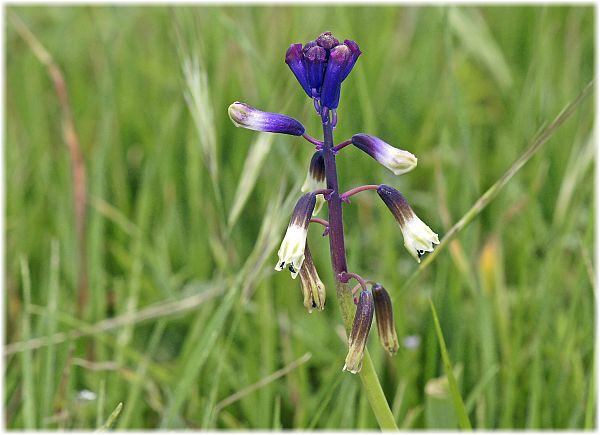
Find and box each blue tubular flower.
[285,44,311,97]
[320,44,350,110]
[228,102,305,136]
[285,32,360,115]
[305,46,327,92]
[340,39,362,81]
[351,133,417,175]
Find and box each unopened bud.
[351,134,417,175]
[228,102,305,136]
[372,283,399,355]
[316,31,339,50]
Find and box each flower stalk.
[229,31,441,430]
[321,119,398,430]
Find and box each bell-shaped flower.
[376,185,440,263]
[372,283,399,355]
[228,102,305,136]
[343,290,374,374]
[275,193,316,278]
[298,244,326,313]
[285,44,311,97]
[351,134,417,175]
[301,151,326,215]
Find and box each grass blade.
[97,402,123,431]
[400,80,594,294]
[19,256,36,429]
[429,298,472,430]
[227,132,273,228]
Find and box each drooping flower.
[275,193,316,278]
[376,185,439,262]
[351,134,417,175]
[301,151,326,215]
[298,243,326,313]
[372,283,399,355]
[228,102,305,136]
[343,290,374,374]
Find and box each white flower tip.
[389,152,418,175]
[402,216,439,262]
[228,102,247,128]
[275,225,307,277]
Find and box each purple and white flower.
[377,185,439,262]
[228,102,305,136]
[352,134,417,175]
[275,193,316,278]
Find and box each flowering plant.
[229,30,439,417]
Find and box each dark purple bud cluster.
[285,31,361,124]
[229,31,439,374]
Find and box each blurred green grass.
[4,5,594,429]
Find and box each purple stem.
[339,271,368,291]
[333,139,352,153]
[302,132,324,147]
[310,217,330,227]
[310,217,330,236]
[322,119,348,276]
[340,184,380,203]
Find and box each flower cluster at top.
[228,31,439,374]
[285,31,361,126]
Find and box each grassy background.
[4,5,595,429]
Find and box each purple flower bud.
[275,193,316,278]
[305,46,327,91]
[302,40,318,53]
[372,283,399,355]
[285,43,311,97]
[343,290,374,374]
[228,102,305,136]
[351,134,417,175]
[298,243,326,313]
[301,151,326,215]
[316,31,339,50]
[340,39,362,82]
[377,185,440,262]
[321,44,350,109]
